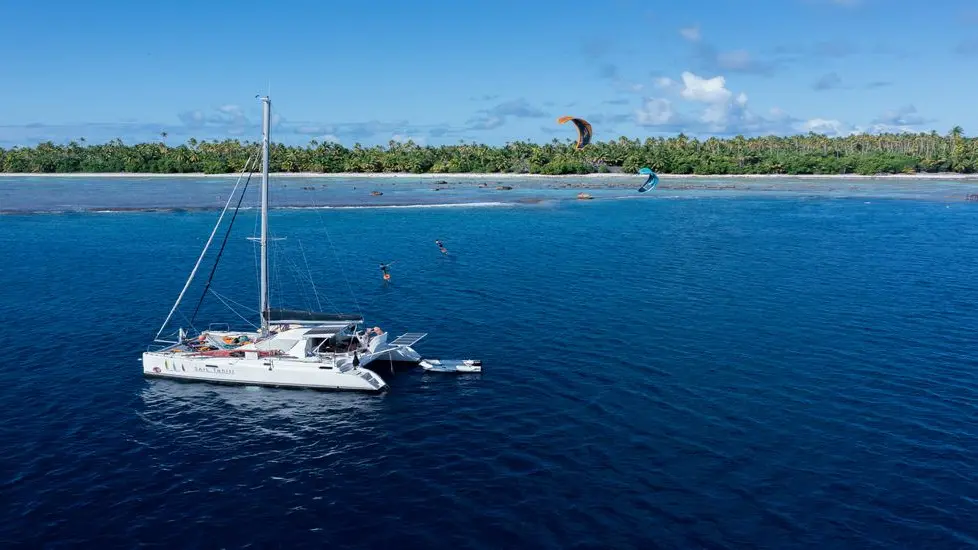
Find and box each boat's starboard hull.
[142,352,387,392]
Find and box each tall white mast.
[259,96,271,336]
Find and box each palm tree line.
[1,128,973,175]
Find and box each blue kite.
[638,167,659,192]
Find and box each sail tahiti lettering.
[195,365,236,375]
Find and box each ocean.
[2,176,978,548]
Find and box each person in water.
[379,262,392,282]
[435,240,448,255]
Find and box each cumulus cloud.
[635,98,677,126]
[679,72,733,103]
[871,105,930,127]
[635,71,773,134]
[631,70,882,138]
[799,118,853,136]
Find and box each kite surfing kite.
[557,116,593,149]
[638,167,659,192]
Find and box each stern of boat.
[373,332,426,364]
[142,351,168,377]
[352,367,388,392]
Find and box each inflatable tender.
[420,359,483,373]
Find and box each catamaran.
[142,96,427,392]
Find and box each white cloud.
[798,118,852,136]
[872,105,928,126]
[679,25,701,42]
[636,71,802,135]
[865,123,916,134]
[636,98,676,126]
[679,72,733,104]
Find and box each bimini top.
[264,308,364,325]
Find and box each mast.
[259,96,271,336]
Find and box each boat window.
[309,336,337,353]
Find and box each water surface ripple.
[2,194,978,548]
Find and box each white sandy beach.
[2,172,978,180]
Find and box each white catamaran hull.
[142,352,387,392]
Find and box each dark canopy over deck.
[263,308,364,324]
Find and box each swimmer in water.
[379,262,393,282]
[435,240,448,255]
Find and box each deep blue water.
[3,194,978,548]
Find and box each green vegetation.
[1,128,976,175]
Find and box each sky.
[1,0,977,147]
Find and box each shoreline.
[2,172,978,180]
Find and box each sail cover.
[264,308,363,323]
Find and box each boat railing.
[146,342,175,352]
[208,323,231,332]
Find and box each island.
[0,129,975,176]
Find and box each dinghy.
[420,359,482,373]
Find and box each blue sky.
[1,0,976,147]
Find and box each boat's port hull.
[143,372,387,392]
[142,352,387,392]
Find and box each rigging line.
[209,289,260,329]
[153,149,259,341]
[279,246,313,312]
[297,238,324,312]
[317,212,363,316]
[278,241,333,313]
[176,310,197,339]
[189,159,257,327]
[209,289,257,317]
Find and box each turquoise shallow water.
[3,184,978,548]
[3,174,978,212]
